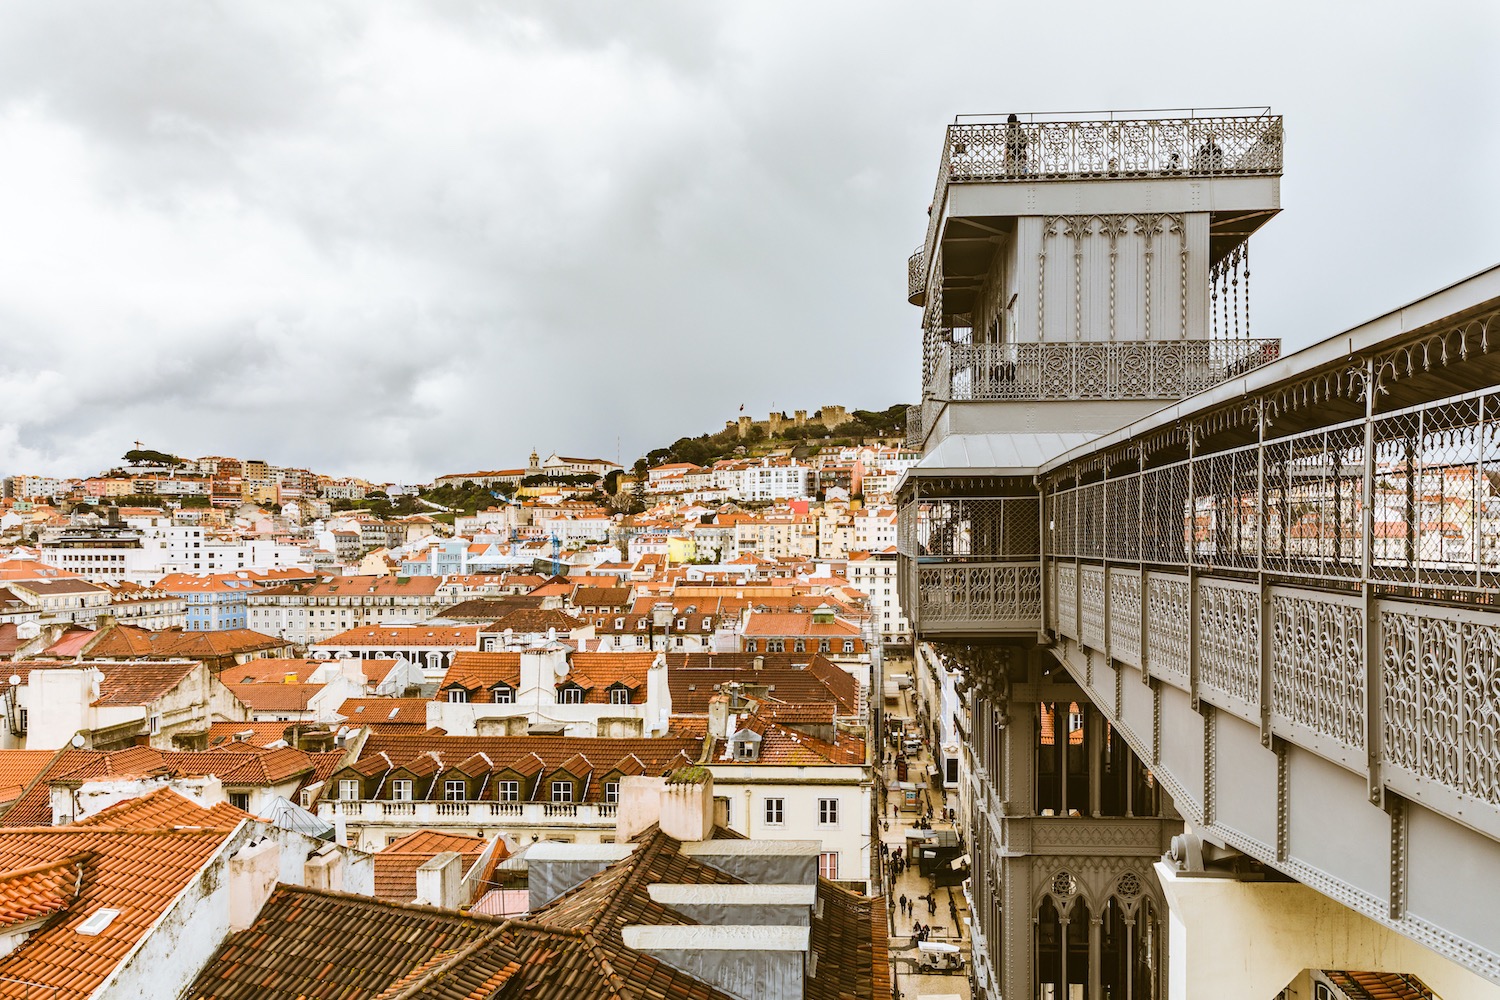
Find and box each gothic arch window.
[1098,875,1162,1000]
[1035,892,1089,999]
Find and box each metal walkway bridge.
[900,265,1500,982]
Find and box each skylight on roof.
[77,909,120,936]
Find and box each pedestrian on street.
[949,898,960,925]
[899,894,908,916]
[928,894,937,915]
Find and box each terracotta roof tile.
[317,625,479,648]
[0,791,240,1000]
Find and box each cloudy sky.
[1,1,1495,482]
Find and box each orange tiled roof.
[0,790,241,1000]
[0,855,88,929]
[0,751,59,805]
[480,609,586,633]
[435,652,519,701]
[86,625,286,660]
[316,625,478,648]
[373,829,495,903]
[335,698,432,728]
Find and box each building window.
[229,792,250,811]
[818,798,839,826]
[497,780,520,801]
[604,781,620,804]
[447,688,468,703]
[819,852,839,880]
[767,639,785,653]
[492,685,514,704]
[551,781,573,803]
[764,798,784,825]
[339,779,360,800]
[148,714,161,735]
[842,640,855,652]
[818,639,830,652]
[793,639,805,652]
[745,640,758,652]
[392,779,413,801]
[609,686,630,705]
[443,780,467,802]
[559,686,583,705]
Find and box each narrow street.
[877,685,973,1000]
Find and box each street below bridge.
[878,684,973,1000]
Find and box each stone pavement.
[877,687,972,1000]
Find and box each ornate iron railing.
[922,110,1283,271]
[948,113,1283,184]
[1047,386,1500,596]
[908,247,927,304]
[905,404,924,449]
[926,339,1282,402]
[915,560,1042,633]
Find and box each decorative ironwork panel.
[937,340,1281,403]
[904,404,923,449]
[1382,603,1500,806]
[916,562,1042,630]
[1269,590,1365,752]
[942,113,1283,183]
[1197,580,1261,714]
[1057,563,1078,639]
[908,246,926,302]
[1080,565,1106,650]
[1145,574,1190,687]
[1109,568,1143,668]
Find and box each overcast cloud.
[0,1,1496,482]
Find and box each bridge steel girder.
[1047,573,1500,984]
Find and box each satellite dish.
[7,675,19,687]
[70,735,86,749]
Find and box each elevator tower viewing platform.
[896,106,1500,999]
[908,108,1284,449]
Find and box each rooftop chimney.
[707,694,730,742]
[228,839,281,932]
[303,844,344,892]
[415,851,463,909]
[659,767,714,843]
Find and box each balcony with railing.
[923,337,1282,404]
[322,798,619,827]
[922,108,1284,264]
[898,495,1042,636]
[908,247,926,306]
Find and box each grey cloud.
[0,0,1496,482]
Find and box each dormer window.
[614,617,624,629]
[608,685,630,705]
[447,688,469,703]
[676,618,686,629]
[558,685,583,705]
[490,684,514,704]
[731,730,762,761]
